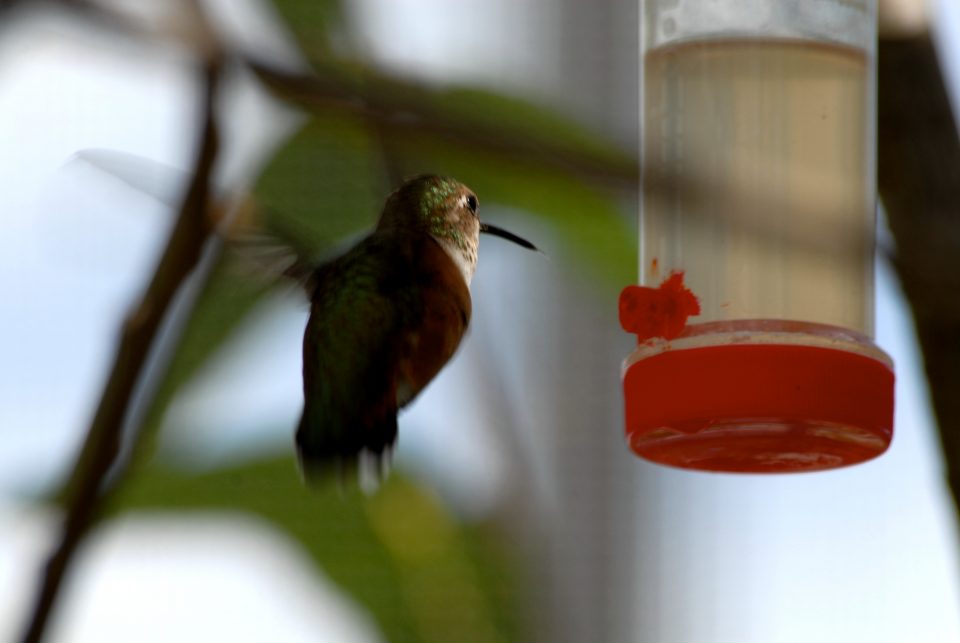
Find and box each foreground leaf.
[390,135,636,292]
[269,0,346,63]
[113,457,520,643]
[132,113,383,465]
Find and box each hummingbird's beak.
[480,222,539,252]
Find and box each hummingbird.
[293,175,538,482]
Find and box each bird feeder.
[621,0,894,473]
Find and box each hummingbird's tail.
[295,410,398,488]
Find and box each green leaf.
[268,0,345,63]
[255,115,384,258]
[247,61,637,191]
[113,458,520,643]
[132,252,274,461]
[375,84,636,289]
[388,134,636,293]
[435,86,635,173]
[248,63,638,290]
[133,114,383,466]
[470,161,636,292]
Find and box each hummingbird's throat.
[433,234,478,286]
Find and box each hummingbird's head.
[379,174,539,286]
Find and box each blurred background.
[1,0,960,641]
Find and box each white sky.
[1,1,960,642]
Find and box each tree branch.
[878,36,960,512]
[244,57,637,191]
[18,56,223,643]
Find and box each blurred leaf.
[363,81,637,288]
[113,457,520,643]
[269,0,345,63]
[391,135,636,292]
[246,60,637,290]
[255,114,383,258]
[459,158,635,292]
[372,83,637,290]
[432,86,635,173]
[130,252,271,463]
[365,481,519,643]
[247,60,638,190]
[133,114,383,465]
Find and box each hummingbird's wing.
[295,231,471,481]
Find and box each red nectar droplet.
[619,271,700,342]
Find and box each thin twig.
[19,55,222,643]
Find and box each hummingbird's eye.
[466,194,478,214]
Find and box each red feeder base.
[622,326,895,473]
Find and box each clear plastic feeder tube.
[624,0,894,473]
